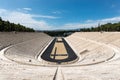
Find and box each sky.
[0,0,120,30]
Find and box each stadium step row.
[0,32,53,65]
[65,32,115,65]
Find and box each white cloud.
[23,8,32,11]
[58,23,97,30]
[32,14,59,19]
[16,8,58,19]
[86,20,94,23]
[52,11,61,14]
[58,17,120,30]
[0,8,53,30]
[86,17,120,25]
[0,9,7,14]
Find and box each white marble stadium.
[0,32,120,80]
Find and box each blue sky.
[0,0,120,30]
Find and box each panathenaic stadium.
[0,32,120,80]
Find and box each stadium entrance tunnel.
[41,38,78,64]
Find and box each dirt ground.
[50,39,68,60]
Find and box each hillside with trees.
[80,22,120,32]
[0,17,34,32]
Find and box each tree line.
[0,17,35,32]
[40,30,76,37]
[80,22,120,32]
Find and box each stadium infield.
[41,37,78,64]
[50,38,68,60]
